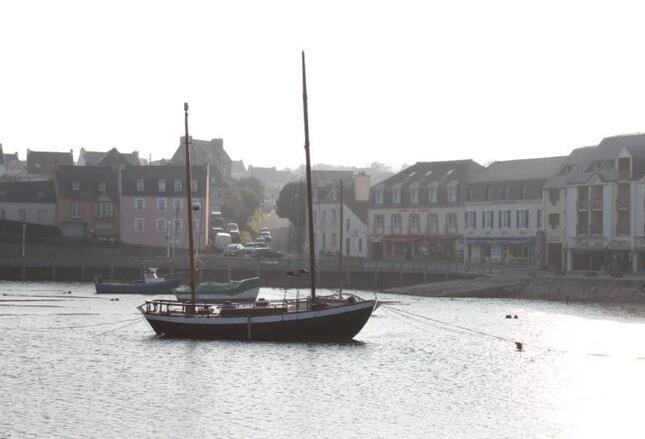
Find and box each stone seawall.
[523,276,645,303]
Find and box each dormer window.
[503,185,511,200]
[558,165,573,176]
[467,186,475,201]
[158,179,166,192]
[521,184,528,199]
[410,188,419,203]
[136,179,144,192]
[98,181,106,192]
[375,189,384,204]
[393,188,402,204]
[429,186,438,203]
[72,181,80,191]
[486,186,494,201]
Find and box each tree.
[221,183,261,230]
[238,177,264,202]
[276,181,306,253]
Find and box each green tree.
[221,184,260,230]
[238,177,264,202]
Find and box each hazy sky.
[1,0,645,170]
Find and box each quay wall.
[523,276,645,303]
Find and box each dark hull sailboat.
[139,55,375,342]
[139,299,374,341]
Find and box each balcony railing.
[577,200,589,210]
[590,199,602,210]
[617,198,630,210]
[616,223,630,235]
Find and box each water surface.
[2,281,645,438]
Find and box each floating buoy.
[515,342,523,352]
[505,314,512,319]
[513,315,518,319]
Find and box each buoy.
[515,342,523,352]
[505,314,512,319]
[513,315,518,319]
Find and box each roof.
[0,180,56,203]
[470,156,567,183]
[55,166,119,200]
[79,147,140,166]
[544,133,645,188]
[171,137,231,165]
[376,160,483,188]
[121,165,208,197]
[312,170,354,187]
[27,150,73,175]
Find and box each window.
[465,211,476,229]
[537,209,542,229]
[95,201,113,218]
[72,181,80,191]
[346,217,350,231]
[174,219,183,231]
[483,211,494,229]
[135,218,145,232]
[410,188,419,203]
[173,199,182,212]
[156,219,167,232]
[174,179,182,192]
[70,202,82,219]
[331,208,337,224]
[322,210,327,224]
[516,209,529,228]
[391,214,402,233]
[37,210,46,222]
[503,186,511,200]
[332,232,337,249]
[409,213,420,233]
[346,238,351,254]
[486,186,494,201]
[521,184,528,199]
[467,186,475,201]
[549,189,560,204]
[313,210,318,224]
[136,179,144,192]
[322,232,327,250]
[157,198,167,211]
[358,238,363,252]
[191,179,198,192]
[98,181,106,192]
[427,213,439,233]
[216,189,223,200]
[374,189,384,204]
[448,186,457,202]
[19,209,26,222]
[429,186,438,203]
[499,210,511,228]
[135,198,145,211]
[158,179,166,192]
[446,213,457,231]
[374,214,384,233]
[558,165,573,176]
[549,213,560,228]
[393,188,401,204]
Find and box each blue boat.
[95,268,180,295]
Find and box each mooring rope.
[0,316,142,332]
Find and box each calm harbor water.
[2,281,645,438]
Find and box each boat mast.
[338,179,343,294]
[183,102,197,304]
[301,51,316,301]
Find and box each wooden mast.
[302,51,316,301]
[183,102,197,304]
[338,179,343,294]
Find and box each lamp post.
[21,223,27,259]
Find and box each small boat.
[174,277,260,302]
[95,268,180,294]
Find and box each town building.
[463,156,566,265]
[0,180,57,225]
[368,160,485,260]
[170,137,228,213]
[55,166,120,239]
[119,166,209,250]
[77,147,141,167]
[311,173,370,259]
[248,165,297,202]
[27,150,74,179]
[549,133,645,273]
[231,160,248,179]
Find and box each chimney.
[354,172,371,202]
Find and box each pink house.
[120,166,209,250]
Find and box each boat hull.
[95,279,181,294]
[141,300,375,341]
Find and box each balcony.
[590,199,602,210]
[616,223,630,235]
[617,197,630,210]
[577,200,589,210]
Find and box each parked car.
[214,232,232,251]
[255,236,266,246]
[229,230,241,243]
[260,227,270,233]
[259,230,272,242]
[222,243,245,256]
[226,222,239,233]
[252,248,284,259]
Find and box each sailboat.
[137,53,375,341]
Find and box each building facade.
[119,166,209,250]
[368,160,485,260]
[55,166,120,239]
[0,180,57,225]
[464,157,566,265]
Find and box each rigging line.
[0,316,143,332]
[94,318,144,336]
[384,307,485,338]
